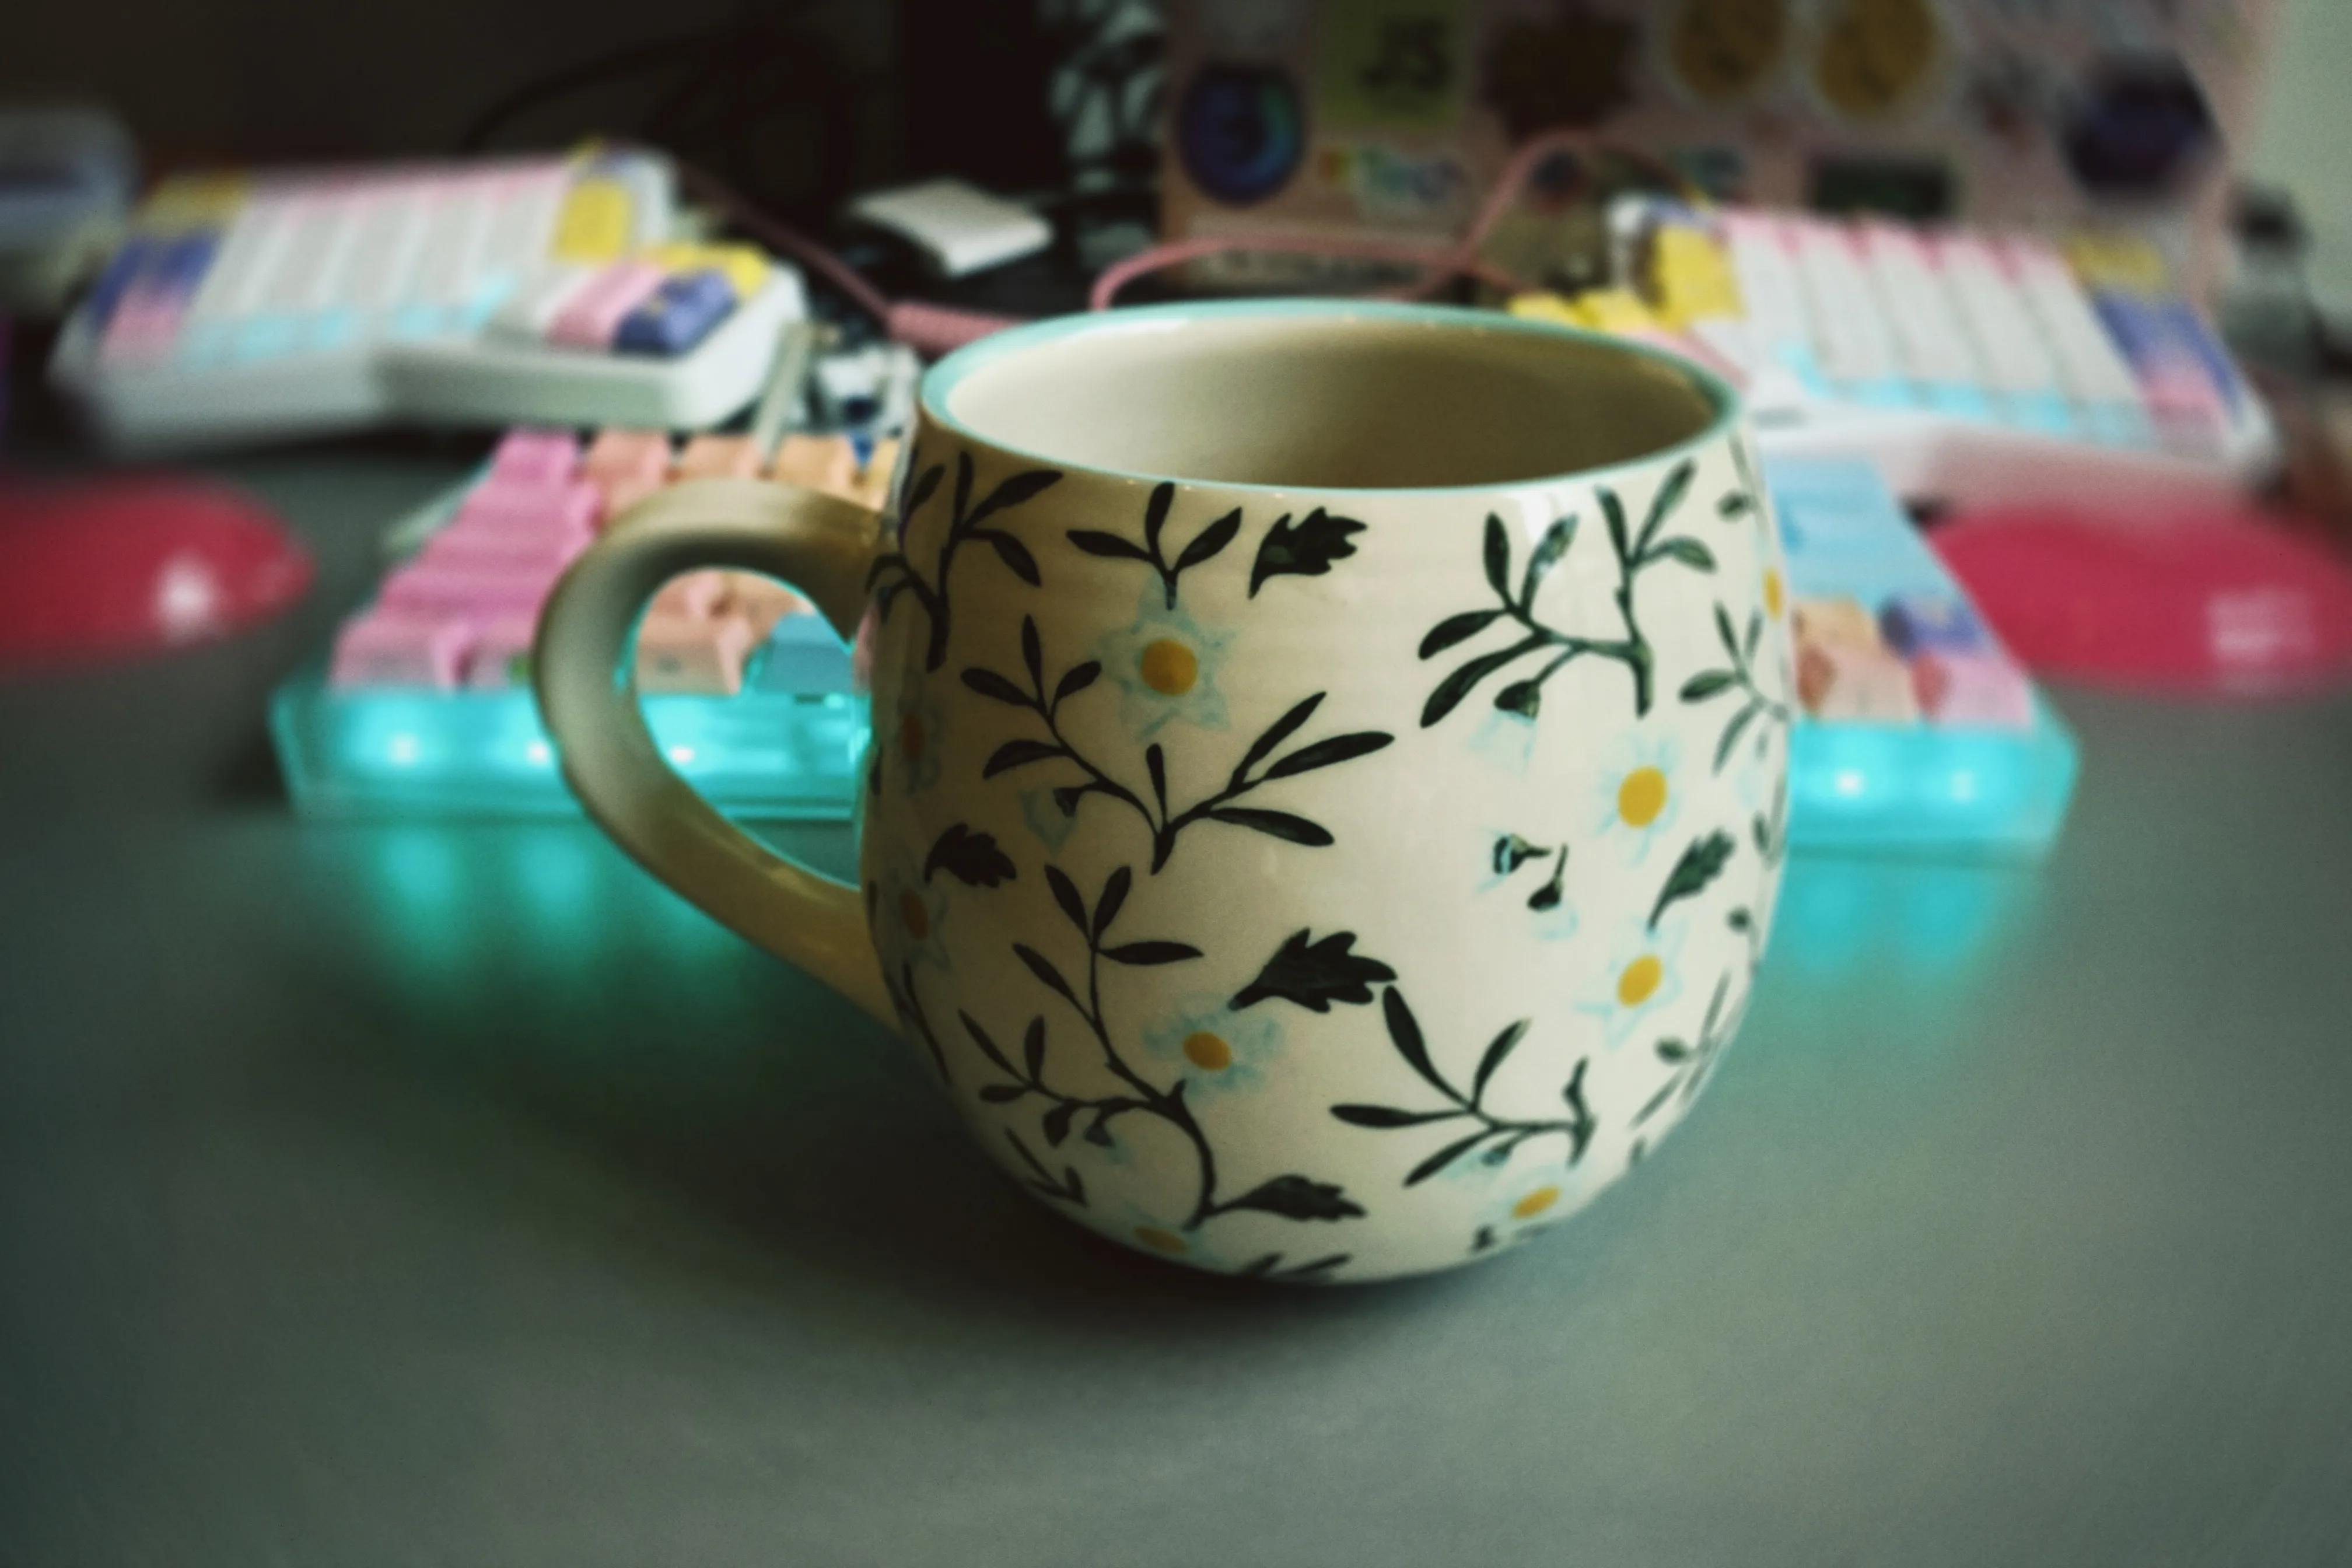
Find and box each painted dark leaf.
[1332,1104,1461,1128]
[968,467,1063,527]
[1718,490,1754,519]
[1482,513,1511,597]
[982,738,1063,779]
[1493,680,1542,718]
[1068,529,1152,561]
[1044,864,1087,931]
[1519,516,1576,607]
[1727,906,1753,932]
[1237,1254,1281,1279]
[1657,1037,1690,1063]
[985,531,1040,585]
[903,461,946,520]
[1380,987,1445,1093]
[1052,785,1088,817]
[1405,1130,1491,1186]
[1013,943,1074,1005]
[1745,608,1764,662]
[1680,670,1737,702]
[1062,1167,1087,1205]
[1231,929,1396,1012]
[1054,660,1101,704]
[1206,807,1333,847]
[978,1083,1025,1104]
[951,450,975,526]
[1646,537,1717,572]
[1650,830,1735,929]
[1262,730,1394,781]
[960,1010,1016,1074]
[1713,701,1760,772]
[1102,939,1203,966]
[1093,866,1132,936]
[865,551,910,589]
[1175,507,1242,572]
[1714,603,1741,660]
[1419,608,1503,659]
[1422,636,1544,726]
[1083,1112,1116,1147]
[1141,481,1175,556]
[1639,459,1697,551]
[1280,1254,1350,1279]
[1236,692,1325,778]
[1023,1016,1047,1080]
[1473,1226,1497,1252]
[922,823,1017,887]
[1222,1174,1365,1222]
[1041,1100,1076,1147]
[1248,507,1367,596]
[1493,834,1546,874]
[1145,744,1168,811]
[1020,615,1042,687]
[1600,487,1630,562]
[961,667,1031,706]
[1471,1019,1531,1102]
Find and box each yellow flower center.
[1512,1185,1562,1219]
[1763,566,1785,618]
[898,889,930,940]
[1139,638,1198,695]
[898,712,925,764]
[1182,1031,1233,1070]
[1617,766,1668,827]
[1617,953,1663,1006]
[1133,1226,1187,1254]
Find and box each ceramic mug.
[535,300,1791,1283]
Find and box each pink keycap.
[676,435,762,480]
[377,558,558,615]
[453,477,602,540]
[635,610,758,694]
[418,526,587,575]
[488,429,580,486]
[464,610,541,689]
[584,429,673,523]
[1910,650,2034,728]
[724,572,806,638]
[771,433,856,496]
[547,262,666,349]
[329,608,475,688]
[1796,638,1919,723]
[650,569,729,620]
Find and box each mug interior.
[926,302,1731,491]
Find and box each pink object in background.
[328,608,475,688]
[1910,650,2035,727]
[1935,505,2352,698]
[0,478,312,670]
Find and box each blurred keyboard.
[1528,200,2280,512]
[273,425,890,819]
[49,150,806,451]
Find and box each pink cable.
[1090,130,1698,312]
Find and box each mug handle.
[533,476,894,1025]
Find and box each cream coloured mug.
[534,300,1791,1282]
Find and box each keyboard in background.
[1516,200,2279,512]
[48,150,806,450]
[272,426,889,820]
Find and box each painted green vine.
[966,862,1367,1235]
[1681,601,1792,772]
[1333,988,1596,1187]
[964,615,1394,873]
[1419,459,1714,725]
[868,450,1063,670]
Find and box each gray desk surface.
[5,446,2351,1567]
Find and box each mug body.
[858,302,1789,1282]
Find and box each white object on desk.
[848,177,1052,278]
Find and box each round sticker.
[1665,0,1791,107]
[1176,62,1307,208]
[1810,0,1947,123]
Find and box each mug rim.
[918,298,1745,499]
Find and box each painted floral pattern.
[860,416,1789,1283]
